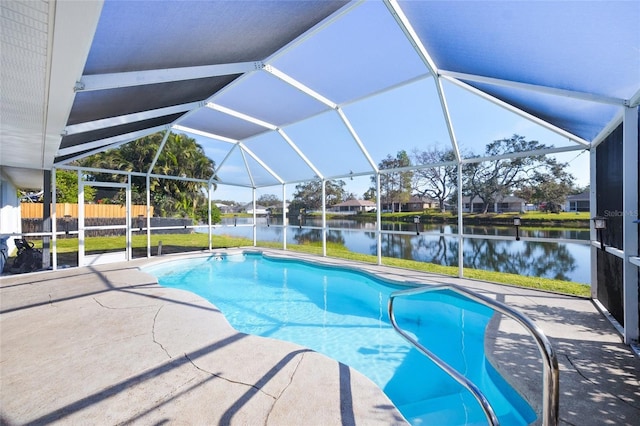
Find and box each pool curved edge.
[138,249,410,425]
[142,248,542,425]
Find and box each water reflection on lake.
[202,217,590,284]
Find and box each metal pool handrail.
[388,284,559,426]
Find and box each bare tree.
[411,147,457,212]
[373,150,413,212]
[463,135,573,213]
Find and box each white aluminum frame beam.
[56,125,170,159]
[383,0,461,161]
[176,121,283,185]
[208,183,214,251]
[341,73,432,110]
[630,88,640,108]
[51,167,57,270]
[206,103,278,130]
[171,124,238,144]
[207,99,344,184]
[263,65,381,177]
[434,77,461,161]
[252,188,257,245]
[59,163,208,185]
[590,148,597,299]
[439,70,629,106]
[375,173,382,264]
[335,107,378,173]
[276,128,324,179]
[377,161,458,177]
[211,144,240,184]
[322,180,327,256]
[75,61,263,92]
[459,145,586,165]
[239,148,255,187]
[146,174,151,258]
[282,184,288,250]
[383,0,437,77]
[263,65,337,109]
[147,130,171,174]
[238,142,285,185]
[147,173,208,184]
[457,163,464,277]
[64,102,202,136]
[442,76,591,147]
[324,170,374,181]
[622,106,639,344]
[592,110,624,149]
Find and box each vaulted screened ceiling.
[1,0,639,190]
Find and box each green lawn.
[342,210,591,225]
[32,233,590,297]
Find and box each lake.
[201,217,591,284]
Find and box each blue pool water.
[145,253,536,426]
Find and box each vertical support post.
[376,173,382,265]
[146,131,170,258]
[208,183,213,251]
[282,184,287,250]
[42,170,51,270]
[322,180,327,257]
[590,148,598,299]
[622,106,639,344]
[78,170,85,266]
[146,175,151,258]
[457,163,464,278]
[126,174,131,261]
[252,187,257,246]
[51,168,57,270]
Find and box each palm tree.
[77,132,215,220]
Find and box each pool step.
[398,393,490,426]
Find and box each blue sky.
[188,1,591,203]
[202,77,590,203]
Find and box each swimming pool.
[145,252,536,425]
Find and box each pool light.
[513,217,521,241]
[63,214,72,236]
[592,216,606,250]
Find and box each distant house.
[403,196,439,212]
[566,191,590,212]
[461,195,525,213]
[244,203,268,215]
[330,199,376,214]
[266,202,289,215]
[381,196,438,213]
[215,203,233,214]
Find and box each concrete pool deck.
[1,248,638,425]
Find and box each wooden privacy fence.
[21,203,152,219]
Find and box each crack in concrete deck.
[183,352,278,400]
[152,305,172,359]
[564,353,640,411]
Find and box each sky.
[183,1,592,204]
[202,79,591,204]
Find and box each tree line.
[289,134,582,214]
[55,133,220,223]
[52,132,583,220]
